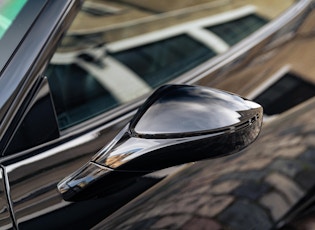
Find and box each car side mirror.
[58,84,263,201]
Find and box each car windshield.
[0,0,27,40]
[45,0,294,130]
[0,0,47,74]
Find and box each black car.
[0,0,314,229]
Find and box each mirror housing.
[58,85,263,201]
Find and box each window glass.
[5,79,59,155]
[0,0,46,73]
[46,64,118,129]
[206,14,268,46]
[110,35,216,88]
[0,0,27,40]
[45,0,289,130]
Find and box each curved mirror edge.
[131,85,262,137]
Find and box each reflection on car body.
[0,0,315,229]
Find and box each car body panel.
[91,1,315,229]
[92,96,315,229]
[0,0,314,229]
[3,110,138,228]
[0,167,13,229]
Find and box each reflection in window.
[5,79,59,155]
[45,12,268,130]
[206,14,268,46]
[253,73,315,116]
[46,13,268,130]
[110,35,216,88]
[46,64,118,129]
[46,34,216,130]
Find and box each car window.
[110,35,216,88]
[0,0,47,74]
[4,78,59,155]
[45,0,293,130]
[0,0,27,40]
[205,14,268,46]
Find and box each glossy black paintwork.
[92,1,315,229]
[93,96,315,230]
[0,0,314,229]
[131,84,261,137]
[58,84,262,201]
[0,167,13,229]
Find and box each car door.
[0,169,12,229]
[0,0,123,229]
[0,0,301,229]
[1,76,142,229]
[0,0,81,229]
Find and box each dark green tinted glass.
[46,64,118,129]
[111,34,216,88]
[0,0,27,39]
[207,14,267,46]
[46,34,216,130]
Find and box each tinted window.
[46,34,215,129]
[0,0,27,39]
[206,14,267,46]
[111,35,216,88]
[5,79,59,155]
[46,64,118,129]
[45,1,284,130]
[0,0,47,73]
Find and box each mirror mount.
[58,84,263,201]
